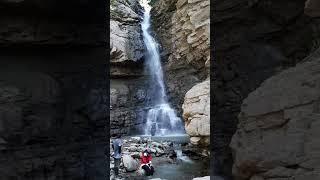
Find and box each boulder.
[231,48,320,180]
[137,167,146,176]
[182,80,210,146]
[137,146,145,152]
[128,146,138,152]
[149,148,157,154]
[122,155,139,172]
[130,152,141,159]
[130,137,141,143]
[155,147,165,156]
[151,141,163,148]
[190,137,201,145]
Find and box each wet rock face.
[110,0,151,136]
[231,48,320,180]
[110,78,152,135]
[213,0,320,177]
[182,80,210,146]
[110,0,145,64]
[151,0,210,116]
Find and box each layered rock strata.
[110,0,151,136]
[213,0,320,177]
[151,0,210,147]
[231,47,320,180]
[0,0,107,179]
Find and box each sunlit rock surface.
[182,80,210,146]
[110,0,152,135]
[151,0,210,118]
[151,0,210,149]
[110,0,145,64]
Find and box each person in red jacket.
[140,149,154,176]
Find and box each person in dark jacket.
[111,134,122,176]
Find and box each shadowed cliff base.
[213,0,320,179]
[0,0,107,179]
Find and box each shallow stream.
[122,135,209,180]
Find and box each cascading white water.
[140,0,184,136]
[175,149,193,163]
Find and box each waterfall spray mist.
[140,0,184,136]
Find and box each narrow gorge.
[110,0,210,179]
[110,0,210,148]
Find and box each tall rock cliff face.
[0,1,106,179]
[110,0,144,64]
[231,47,320,180]
[151,0,210,146]
[110,0,151,135]
[229,3,320,180]
[213,0,320,178]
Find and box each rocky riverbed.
[110,136,210,180]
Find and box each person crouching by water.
[140,149,154,176]
[111,134,122,176]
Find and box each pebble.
[151,141,162,147]
[130,137,141,143]
[149,148,157,153]
[155,147,164,155]
[128,146,138,152]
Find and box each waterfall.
[140,0,184,136]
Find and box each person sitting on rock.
[140,149,154,176]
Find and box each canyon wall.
[109,0,211,139]
[110,0,152,136]
[151,0,210,147]
[229,1,320,180]
[231,47,320,180]
[213,0,320,178]
[0,1,107,179]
